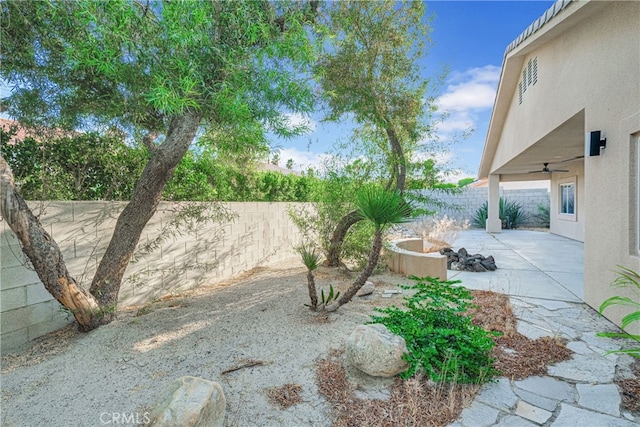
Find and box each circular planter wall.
[386,238,447,280]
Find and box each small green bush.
[370,277,499,383]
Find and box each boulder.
[356,281,375,297]
[346,324,408,378]
[150,376,226,427]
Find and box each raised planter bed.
[386,238,447,280]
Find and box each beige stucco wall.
[487,1,640,332]
[1,201,306,350]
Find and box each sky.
[273,0,556,182]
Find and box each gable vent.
[518,81,523,105]
[518,57,538,106]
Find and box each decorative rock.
[356,281,375,297]
[440,247,497,272]
[346,324,408,378]
[471,262,488,272]
[451,261,465,271]
[150,376,226,427]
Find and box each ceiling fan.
[528,162,569,174]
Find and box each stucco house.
[479,0,640,332]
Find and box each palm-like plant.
[326,187,412,311]
[597,265,640,358]
[297,244,322,310]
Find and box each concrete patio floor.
[448,229,584,301]
[444,230,638,426]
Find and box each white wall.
[421,187,550,227]
[1,201,305,350]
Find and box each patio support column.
[486,173,502,233]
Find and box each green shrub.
[534,203,550,227]
[370,276,499,383]
[597,265,640,358]
[471,198,530,229]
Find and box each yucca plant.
[326,187,412,311]
[597,265,640,358]
[297,244,322,310]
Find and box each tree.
[0,126,147,200]
[326,186,412,311]
[315,0,442,266]
[0,1,319,330]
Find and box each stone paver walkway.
[444,230,638,426]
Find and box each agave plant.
[326,187,412,311]
[597,265,640,358]
[471,198,530,229]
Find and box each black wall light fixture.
[589,130,607,156]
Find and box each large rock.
[150,376,226,427]
[346,324,408,377]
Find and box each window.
[560,183,575,215]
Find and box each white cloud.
[433,65,500,140]
[278,146,328,171]
[437,65,500,112]
[438,82,497,111]
[283,113,316,133]
[435,111,475,134]
[448,65,501,84]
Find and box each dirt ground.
[1,263,424,427]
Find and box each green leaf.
[599,296,640,314]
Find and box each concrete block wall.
[1,201,305,351]
[420,187,550,227]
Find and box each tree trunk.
[89,111,201,323]
[306,270,318,309]
[0,155,101,331]
[384,125,406,194]
[326,124,405,267]
[325,209,362,267]
[326,228,382,311]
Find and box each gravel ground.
[1,264,412,427]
